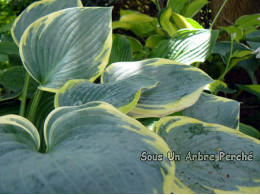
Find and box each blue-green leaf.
[11,0,83,45]
[102,58,213,118]
[154,116,260,193]
[55,75,159,114]
[183,93,240,130]
[20,7,112,92]
[0,102,175,193]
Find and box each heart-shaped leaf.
[0,102,175,193]
[154,116,260,193]
[55,75,159,114]
[183,93,240,130]
[11,0,83,45]
[20,7,112,92]
[102,58,213,118]
[150,29,219,65]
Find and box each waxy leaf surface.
[0,102,174,193]
[11,0,83,45]
[20,7,112,92]
[154,116,260,194]
[183,93,240,130]
[55,75,158,114]
[102,58,213,118]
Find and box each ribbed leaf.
[0,115,40,152]
[11,0,82,45]
[0,102,175,193]
[20,7,112,92]
[102,58,213,118]
[154,116,260,193]
[108,34,133,65]
[124,35,143,52]
[183,93,240,130]
[55,75,158,114]
[150,29,219,65]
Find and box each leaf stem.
[28,88,43,123]
[153,0,161,11]
[210,0,229,29]
[19,73,30,117]
[219,37,234,81]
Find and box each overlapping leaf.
[112,10,158,38]
[108,34,133,65]
[20,7,112,92]
[204,80,236,94]
[102,58,213,118]
[154,116,260,193]
[0,102,175,193]
[150,29,219,65]
[55,75,158,114]
[11,0,83,45]
[158,7,194,37]
[183,93,240,130]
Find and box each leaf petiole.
[219,37,234,81]
[210,0,229,29]
[19,72,30,117]
[28,88,43,123]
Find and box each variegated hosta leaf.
[154,116,260,194]
[0,102,175,193]
[150,29,219,65]
[102,58,213,118]
[55,75,159,114]
[20,7,112,92]
[0,115,40,152]
[183,93,240,130]
[204,80,236,94]
[11,0,83,45]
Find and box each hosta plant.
[0,0,260,193]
